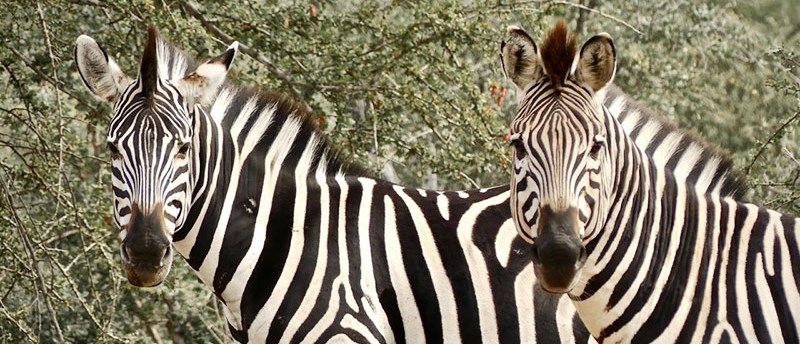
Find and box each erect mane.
[540,20,577,88]
[234,86,369,177]
[603,86,748,199]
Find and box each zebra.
[501,20,800,342]
[74,26,741,343]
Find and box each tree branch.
[178,0,308,106]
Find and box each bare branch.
[36,2,66,204]
[0,171,65,342]
[178,0,308,105]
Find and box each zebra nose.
[121,242,130,263]
[121,239,169,267]
[120,205,172,269]
[578,246,587,268]
[531,243,542,265]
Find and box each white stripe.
[659,186,708,341]
[436,193,450,221]
[305,276,347,341]
[455,190,510,342]
[734,203,760,343]
[173,114,224,257]
[691,194,722,343]
[383,196,425,344]
[222,104,287,328]
[515,264,535,343]
[336,173,359,311]
[495,219,517,268]
[356,178,394,342]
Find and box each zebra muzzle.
[531,205,587,294]
[120,203,173,287]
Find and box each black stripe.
[632,171,699,342]
[675,190,714,342]
[775,215,800,342]
[292,177,342,340]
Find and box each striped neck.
[565,107,717,339]
[171,83,362,275]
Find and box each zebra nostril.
[162,247,171,261]
[577,246,587,267]
[121,243,130,263]
[531,243,542,265]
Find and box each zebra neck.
[171,85,358,303]
[570,124,733,340]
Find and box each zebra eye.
[176,143,190,158]
[510,139,527,160]
[107,142,121,160]
[589,138,604,159]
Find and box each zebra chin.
[533,266,583,294]
[121,250,172,287]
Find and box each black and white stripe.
[78,27,747,343]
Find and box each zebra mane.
[225,85,367,177]
[603,86,747,199]
[149,36,366,178]
[540,19,577,89]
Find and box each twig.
[4,46,102,115]
[178,0,308,105]
[36,2,66,210]
[506,0,643,35]
[575,0,600,34]
[133,297,165,344]
[746,110,800,175]
[0,298,36,343]
[0,171,65,342]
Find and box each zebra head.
[500,21,616,294]
[75,27,237,287]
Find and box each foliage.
[0,0,797,342]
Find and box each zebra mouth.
[120,243,173,287]
[534,267,582,294]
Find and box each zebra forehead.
[109,103,191,141]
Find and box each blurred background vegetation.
[0,0,798,342]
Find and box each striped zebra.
[74,27,740,343]
[501,20,800,342]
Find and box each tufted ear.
[575,33,616,91]
[75,35,132,102]
[173,42,238,109]
[500,25,542,92]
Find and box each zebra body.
[75,27,743,342]
[501,21,799,342]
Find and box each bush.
[0,1,797,342]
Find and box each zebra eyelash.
[589,135,605,159]
[107,142,122,159]
[176,142,190,156]
[509,138,527,160]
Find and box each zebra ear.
[75,35,132,102]
[500,25,542,92]
[174,42,238,109]
[575,33,616,91]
